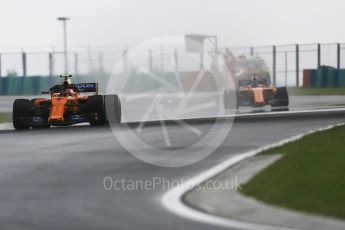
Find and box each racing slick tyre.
[223,90,239,111]
[272,87,289,107]
[104,95,121,124]
[87,95,106,126]
[13,99,32,130]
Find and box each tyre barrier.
[303,66,345,87]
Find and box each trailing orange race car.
[224,75,289,109]
[12,74,121,130]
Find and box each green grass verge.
[288,87,345,96]
[241,124,345,219]
[0,113,11,123]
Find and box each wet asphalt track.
[0,113,345,230]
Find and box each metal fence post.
[284,51,288,86]
[200,52,204,70]
[88,46,93,74]
[160,45,164,72]
[337,43,341,69]
[0,54,2,77]
[272,46,276,85]
[74,53,78,76]
[174,49,178,73]
[98,52,104,73]
[317,43,321,68]
[296,44,300,87]
[49,52,54,76]
[123,49,128,72]
[22,52,27,77]
[148,49,153,72]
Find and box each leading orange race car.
[12,74,121,130]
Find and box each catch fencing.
[0,43,344,88]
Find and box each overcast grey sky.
[0,0,344,50]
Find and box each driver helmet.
[62,80,69,90]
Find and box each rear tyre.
[13,99,32,130]
[272,87,289,107]
[87,95,106,126]
[104,95,121,124]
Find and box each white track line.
[162,122,345,230]
[123,107,345,123]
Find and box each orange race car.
[12,74,121,130]
[224,76,289,109]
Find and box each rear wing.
[76,83,99,94]
[238,79,270,87]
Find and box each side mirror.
[41,91,50,94]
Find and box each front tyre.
[13,99,32,130]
